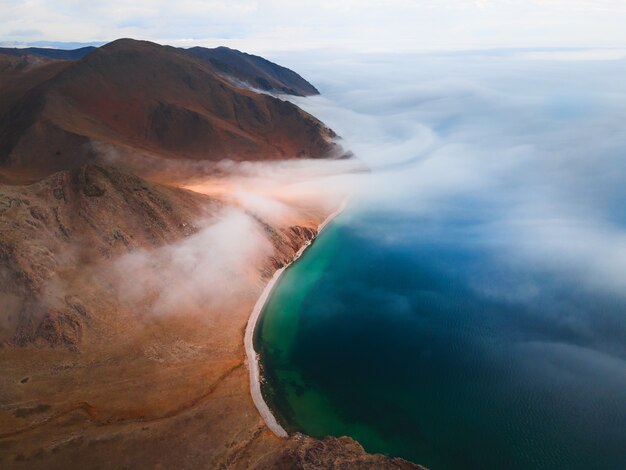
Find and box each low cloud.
[112,208,273,317]
[279,51,626,305]
[103,157,354,318]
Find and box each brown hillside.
[0,39,338,182]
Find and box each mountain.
[0,46,97,60]
[0,39,337,183]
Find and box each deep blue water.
[255,53,626,469]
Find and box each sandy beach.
[244,200,347,438]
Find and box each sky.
[1,0,626,53]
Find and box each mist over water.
[255,50,626,469]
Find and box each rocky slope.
[186,46,319,96]
[0,164,212,349]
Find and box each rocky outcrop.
[275,434,425,469]
[14,308,84,350]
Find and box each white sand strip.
[244,202,346,438]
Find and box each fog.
[91,157,355,319]
[69,49,626,341]
[111,208,273,317]
[270,49,626,304]
[124,47,626,324]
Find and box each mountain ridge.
[0,38,337,183]
[0,46,96,60]
[0,40,319,96]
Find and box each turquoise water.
[254,210,626,469]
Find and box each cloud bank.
[112,208,273,317]
[98,158,354,319]
[280,49,626,304]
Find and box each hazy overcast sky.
[1,0,626,53]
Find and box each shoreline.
[244,201,347,438]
